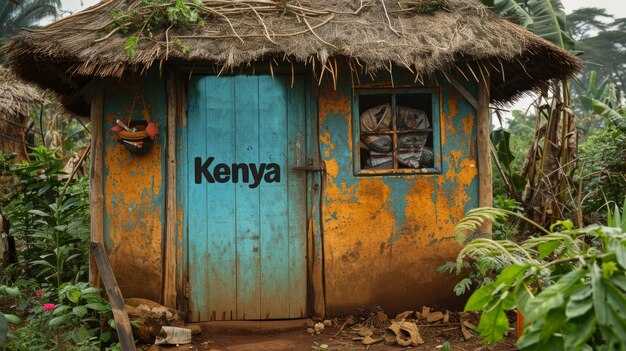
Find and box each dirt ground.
[140,314,518,351]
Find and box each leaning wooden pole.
[91,242,137,351]
[477,75,492,233]
[90,92,104,286]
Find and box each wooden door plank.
[286,77,308,318]
[234,75,262,320]
[175,73,189,313]
[259,76,290,319]
[90,242,136,351]
[205,76,238,321]
[186,76,209,322]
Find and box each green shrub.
[579,124,626,214]
[455,200,626,350]
[0,147,121,350]
[1,146,90,286]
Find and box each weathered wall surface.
[97,65,478,314]
[101,69,167,302]
[319,71,479,314]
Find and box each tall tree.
[0,0,61,37]
[567,8,626,93]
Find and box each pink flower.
[42,303,55,312]
[35,290,45,298]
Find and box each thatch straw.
[4,0,580,116]
[0,67,42,159]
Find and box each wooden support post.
[91,242,137,351]
[448,76,478,110]
[163,70,178,309]
[477,75,492,233]
[90,92,104,287]
[309,82,326,318]
[310,216,326,317]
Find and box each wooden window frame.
[352,87,442,176]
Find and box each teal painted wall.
[101,69,167,302]
[180,75,308,321]
[318,65,480,314]
[97,64,482,316]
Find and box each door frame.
[164,64,325,319]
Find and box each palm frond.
[455,207,508,243]
[522,231,582,258]
[455,238,538,273]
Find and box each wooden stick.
[60,144,91,196]
[333,319,350,338]
[91,243,137,351]
[448,76,478,109]
[417,322,461,327]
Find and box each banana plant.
[481,0,575,51]
[481,0,580,228]
[578,96,626,132]
[482,0,534,28]
[576,70,625,133]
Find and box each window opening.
[357,91,438,173]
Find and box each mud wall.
[96,65,479,313]
[101,70,167,302]
[319,71,479,315]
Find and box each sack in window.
[360,103,392,152]
[398,132,431,168]
[367,151,394,169]
[360,103,431,169]
[397,106,430,130]
[398,147,434,169]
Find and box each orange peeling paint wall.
[102,70,167,302]
[319,72,479,314]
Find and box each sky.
[59,0,626,18]
[503,1,626,119]
[561,0,626,18]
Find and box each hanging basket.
[117,120,154,155]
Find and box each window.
[353,88,441,175]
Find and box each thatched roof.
[0,67,41,132]
[0,67,41,159]
[4,0,580,116]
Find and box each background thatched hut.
[6,0,579,321]
[0,67,41,161]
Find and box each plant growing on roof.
[105,0,448,58]
[455,200,626,349]
[109,0,203,57]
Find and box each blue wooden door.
[182,75,307,321]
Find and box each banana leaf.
[526,0,575,50]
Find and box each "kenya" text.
[194,157,281,188]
